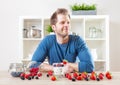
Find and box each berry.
[46,74,49,77]
[37,73,42,77]
[28,77,32,80]
[71,78,76,81]
[51,76,56,81]
[20,72,25,77]
[65,73,70,78]
[67,75,72,80]
[106,74,112,79]
[48,70,53,76]
[20,76,25,80]
[76,76,83,80]
[62,60,68,65]
[73,72,78,78]
[105,71,112,79]
[90,74,96,80]
[31,76,34,79]
[105,71,110,77]
[85,77,89,81]
[98,73,104,80]
[35,76,39,79]
[81,72,87,79]
[96,77,100,81]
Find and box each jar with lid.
[29,25,41,38]
[23,28,28,38]
[89,27,97,38]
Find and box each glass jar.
[8,63,25,77]
[89,27,97,38]
[23,29,28,38]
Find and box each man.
[28,8,94,73]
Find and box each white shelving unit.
[19,15,109,71]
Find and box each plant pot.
[72,10,97,15]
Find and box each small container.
[29,25,41,38]
[23,29,28,38]
[89,27,97,38]
[53,63,64,77]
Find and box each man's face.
[52,14,71,37]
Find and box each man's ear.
[51,25,55,31]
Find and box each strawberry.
[67,75,72,80]
[76,76,83,80]
[98,74,104,80]
[105,71,111,77]
[106,71,112,79]
[90,74,96,80]
[37,72,42,77]
[51,76,56,81]
[65,73,70,78]
[106,74,112,79]
[98,73,104,80]
[62,60,68,65]
[81,72,87,79]
[73,72,78,78]
[20,72,25,77]
[48,70,53,76]
[24,73,30,79]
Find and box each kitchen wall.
[0,0,120,71]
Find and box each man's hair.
[50,8,70,25]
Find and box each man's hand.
[39,63,53,72]
[63,63,78,73]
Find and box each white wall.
[0,0,120,71]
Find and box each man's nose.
[64,22,69,27]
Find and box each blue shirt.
[32,35,94,73]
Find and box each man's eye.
[67,22,70,24]
[61,22,65,24]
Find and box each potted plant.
[46,25,54,34]
[70,3,97,15]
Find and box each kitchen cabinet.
[19,15,109,71]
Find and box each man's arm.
[75,36,94,73]
[63,63,78,73]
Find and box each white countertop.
[0,71,120,85]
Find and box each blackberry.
[72,78,76,81]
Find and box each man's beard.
[57,32,68,38]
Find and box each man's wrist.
[68,63,78,72]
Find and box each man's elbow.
[87,63,95,73]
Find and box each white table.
[0,71,120,85]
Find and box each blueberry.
[85,77,89,81]
[32,76,34,79]
[20,76,25,80]
[46,74,49,77]
[72,78,76,81]
[79,73,81,76]
[96,78,100,81]
[28,77,31,80]
[35,76,39,79]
